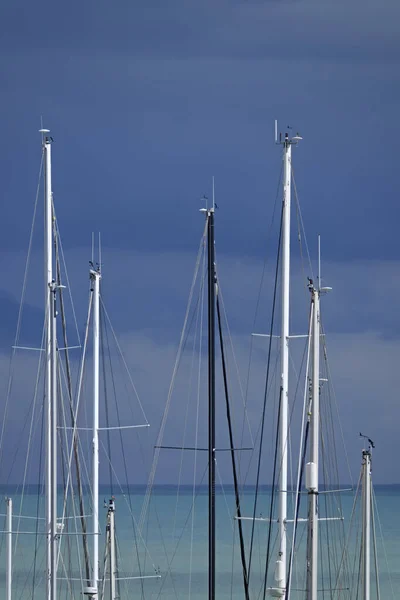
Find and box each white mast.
[40,129,54,600]
[90,267,101,598]
[108,497,117,600]
[306,281,320,600]
[276,132,291,596]
[6,497,12,600]
[50,281,58,600]
[273,129,301,596]
[362,447,372,600]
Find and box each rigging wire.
[53,214,81,347]
[0,152,43,472]
[154,465,209,600]
[14,329,46,552]
[31,387,45,600]
[100,305,114,495]
[291,167,314,283]
[58,291,94,542]
[55,224,90,584]
[371,486,395,599]
[238,343,281,490]
[320,321,354,598]
[214,257,254,448]
[138,220,208,534]
[98,438,159,572]
[284,420,310,600]
[172,253,204,546]
[247,202,284,583]
[94,225,208,600]
[321,441,334,600]
[99,289,165,593]
[57,358,86,599]
[285,299,313,598]
[239,161,283,480]
[216,283,250,600]
[371,483,381,600]
[320,384,348,596]
[57,374,73,598]
[104,285,206,591]
[253,330,312,595]
[100,301,149,426]
[334,470,362,598]
[260,395,281,600]
[100,298,145,599]
[230,507,237,600]
[215,459,233,525]
[189,234,206,600]
[295,165,353,597]
[320,326,354,488]
[292,174,355,598]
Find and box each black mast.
[207,208,216,600]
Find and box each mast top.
[200,204,214,215]
[360,432,375,453]
[274,120,302,145]
[40,129,53,145]
[199,193,215,215]
[89,265,102,279]
[283,131,302,145]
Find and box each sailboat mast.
[6,498,12,600]
[275,133,292,596]
[90,267,101,597]
[108,497,117,600]
[207,208,216,600]
[41,130,54,600]
[306,283,320,600]
[362,448,371,600]
[50,282,58,600]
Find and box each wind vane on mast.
[274,119,302,146]
[360,432,375,450]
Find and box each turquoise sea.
[0,485,398,599]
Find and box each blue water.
[0,485,398,599]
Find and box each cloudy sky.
[0,0,399,485]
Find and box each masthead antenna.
[39,127,50,139]
[318,235,332,294]
[318,235,321,291]
[275,119,278,144]
[98,232,102,273]
[212,176,215,211]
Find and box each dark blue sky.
[1,0,399,259]
[0,0,399,483]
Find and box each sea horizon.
[0,484,398,598]
[1,482,399,494]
